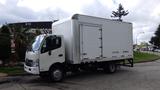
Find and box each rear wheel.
[103,62,117,73]
[49,66,64,82]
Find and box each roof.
[8,21,55,29]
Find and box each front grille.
[25,59,33,66]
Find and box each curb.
[134,57,160,63]
[8,73,32,76]
[0,73,8,77]
[0,73,32,77]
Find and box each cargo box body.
[52,14,133,64]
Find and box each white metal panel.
[102,22,133,60]
[52,19,81,64]
[52,20,74,63]
[80,25,101,60]
[76,14,133,61]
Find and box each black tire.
[49,66,64,82]
[103,62,117,73]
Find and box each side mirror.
[42,44,46,48]
[41,44,46,53]
[41,47,45,53]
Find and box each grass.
[0,66,26,76]
[134,51,160,63]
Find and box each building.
[8,21,56,34]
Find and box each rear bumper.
[24,64,39,74]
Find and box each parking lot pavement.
[1,60,160,90]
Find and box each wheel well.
[49,63,64,71]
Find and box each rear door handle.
[58,54,63,57]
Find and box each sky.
[0,0,160,44]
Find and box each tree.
[0,23,42,63]
[0,25,11,65]
[1,25,11,34]
[35,29,41,35]
[8,24,31,61]
[111,3,129,21]
[150,25,160,48]
[8,25,41,62]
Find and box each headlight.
[25,59,39,67]
[32,59,39,67]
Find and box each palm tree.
[0,24,42,65]
[8,24,42,62]
[8,24,31,62]
[0,25,11,65]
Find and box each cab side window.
[41,36,61,53]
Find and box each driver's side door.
[39,36,64,72]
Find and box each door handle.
[58,54,63,57]
[82,53,87,55]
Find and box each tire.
[103,62,117,73]
[49,66,64,82]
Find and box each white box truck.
[24,14,133,81]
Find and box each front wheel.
[49,66,64,82]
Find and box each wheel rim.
[53,69,62,81]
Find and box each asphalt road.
[1,60,160,90]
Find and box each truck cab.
[24,34,65,80]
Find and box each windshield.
[27,35,44,51]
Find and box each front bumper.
[24,64,39,74]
